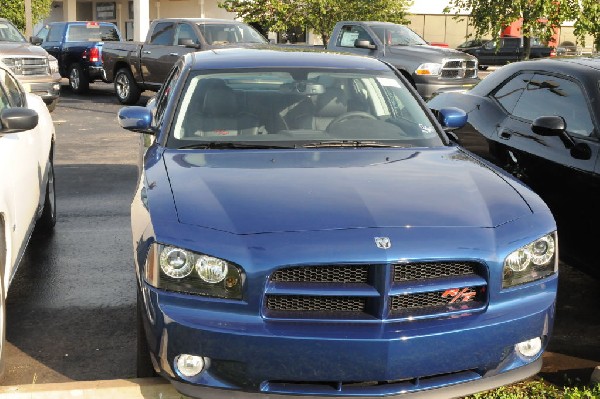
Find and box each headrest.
[315,88,347,117]
[200,80,238,116]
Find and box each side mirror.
[178,38,199,48]
[531,115,591,160]
[355,39,377,50]
[29,36,43,45]
[436,107,467,130]
[118,106,155,134]
[0,108,39,133]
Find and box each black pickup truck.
[326,21,480,99]
[457,36,553,68]
[102,18,268,104]
[32,21,122,93]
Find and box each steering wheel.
[327,111,377,130]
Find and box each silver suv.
[0,18,61,111]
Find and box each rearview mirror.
[532,115,591,159]
[29,36,43,45]
[436,107,467,130]
[0,108,39,133]
[118,106,155,134]
[355,40,377,50]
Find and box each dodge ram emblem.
[374,237,391,249]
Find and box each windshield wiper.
[177,142,295,150]
[301,140,408,148]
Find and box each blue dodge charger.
[118,48,558,398]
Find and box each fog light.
[515,337,542,358]
[175,354,205,377]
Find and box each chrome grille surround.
[1,57,50,76]
[441,58,478,79]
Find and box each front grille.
[264,262,487,320]
[267,295,367,312]
[390,287,485,316]
[271,265,369,283]
[394,262,477,281]
[441,59,477,79]
[2,57,49,76]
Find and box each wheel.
[327,111,377,130]
[36,151,56,233]
[115,68,142,105]
[68,63,89,94]
[136,288,156,378]
[46,98,58,112]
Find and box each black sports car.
[429,57,600,274]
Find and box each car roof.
[472,57,600,96]
[187,47,392,71]
[154,18,248,24]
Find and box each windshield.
[370,25,427,46]
[167,68,443,149]
[66,23,120,42]
[0,21,26,42]
[197,23,267,45]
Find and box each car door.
[473,40,497,65]
[491,71,599,190]
[140,21,178,87]
[40,23,66,73]
[0,68,40,282]
[333,24,377,57]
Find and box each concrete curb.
[0,378,188,399]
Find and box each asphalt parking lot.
[1,76,599,395]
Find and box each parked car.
[102,18,268,104]
[428,57,599,274]
[118,47,557,398]
[459,37,552,68]
[326,21,480,99]
[0,18,61,111]
[0,61,56,374]
[31,21,122,94]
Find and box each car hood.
[0,42,49,57]
[386,44,475,61]
[163,148,531,234]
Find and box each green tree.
[219,0,412,44]
[0,0,53,32]
[574,0,600,52]
[444,0,579,59]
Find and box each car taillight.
[83,47,100,62]
[90,47,100,62]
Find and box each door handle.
[169,52,179,56]
[142,50,151,54]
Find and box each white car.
[0,62,56,374]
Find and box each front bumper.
[140,279,555,398]
[18,73,62,103]
[415,77,480,100]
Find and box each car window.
[0,20,26,42]
[154,65,181,127]
[47,25,63,42]
[512,74,594,137]
[176,24,198,45]
[167,68,442,148]
[36,25,49,41]
[491,72,535,114]
[0,68,24,107]
[66,23,119,42]
[0,82,10,112]
[196,23,266,45]
[150,22,175,45]
[371,25,427,46]
[337,25,371,47]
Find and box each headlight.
[144,244,244,299]
[48,55,59,74]
[502,232,557,288]
[415,63,443,76]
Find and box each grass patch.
[465,379,600,398]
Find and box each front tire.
[36,151,56,233]
[68,63,89,94]
[115,68,142,105]
[136,288,156,378]
[46,98,58,112]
